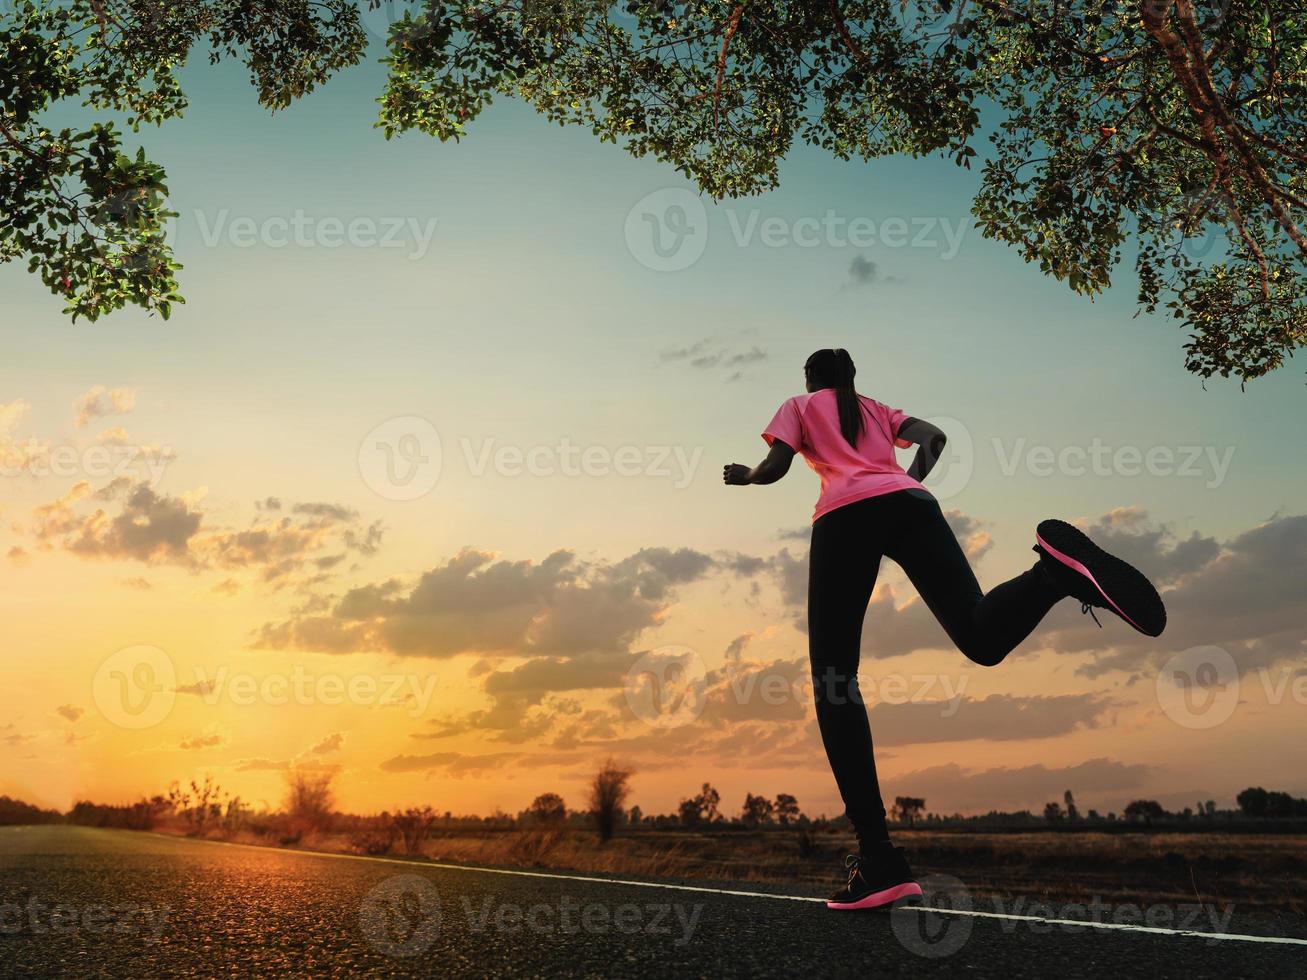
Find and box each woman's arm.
[723,439,796,486]
[897,417,948,482]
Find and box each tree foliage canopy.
[3,1,1305,382]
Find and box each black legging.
[807,488,1064,849]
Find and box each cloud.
[846,254,903,288]
[259,544,723,748]
[122,577,153,590]
[179,727,228,750]
[724,632,754,661]
[74,386,137,428]
[888,757,1153,813]
[258,545,718,661]
[0,400,48,475]
[55,704,84,722]
[25,480,383,584]
[234,757,289,772]
[869,693,1115,746]
[309,732,346,755]
[660,338,769,378]
[7,546,29,567]
[379,751,521,775]
[33,479,200,564]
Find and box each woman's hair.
[805,348,864,447]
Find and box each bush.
[391,807,438,855]
[349,823,397,856]
[284,770,335,837]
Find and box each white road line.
[34,828,1307,948]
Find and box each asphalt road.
[1,826,1303,978]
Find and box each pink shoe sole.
[826,881,923,911]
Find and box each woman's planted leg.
[807,506,889,849]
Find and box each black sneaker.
[826,848,923,911]
[1034,519,1167,637]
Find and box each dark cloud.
[33,479,202,564]
[179,731,226,750]
[379,751,521,775]
[869,693,1115,746]
[26,480,383,585]
[259,546,719,660]
[724,633,754,661]
[660,338,769,377]
[846,254,903,288]
[309,732,346,754]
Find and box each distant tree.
[589,759,632,842]
[1203,801,1217,818]
[527,793,567,826]
[678,783,721,827]
[892,797,926,827]
[741,793,775,827]
[1123,799,1167,826]
[1239,787,1307,819]
[1237,786,1270,818]
[627,805,643,827]
[774,793,801,826]
[0,795,61,825]
[1063,790,1079,823]
[1044,801,1064,824]
[283,770,336,836]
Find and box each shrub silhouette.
[589,759,632,842]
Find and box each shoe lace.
[844,853,863,888]
[1081,602,1102,628]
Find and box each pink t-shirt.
[763,389,926,521]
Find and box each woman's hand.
[722,463,753,485]
[723,441,795,487]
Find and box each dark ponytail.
[804,348,864,447]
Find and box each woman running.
[723,348,1166,911]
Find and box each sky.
[2,34,1305,822]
